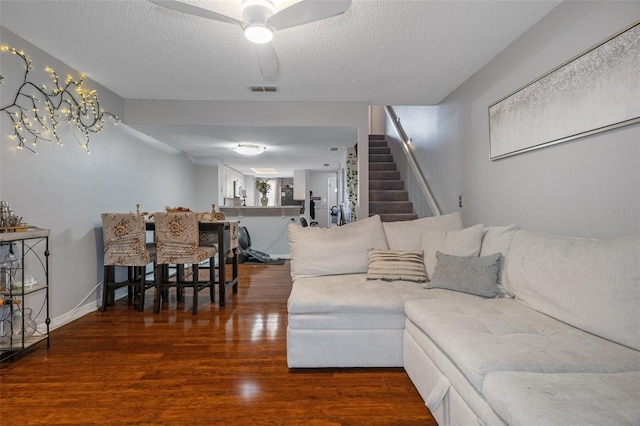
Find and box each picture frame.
[489,21,640,160]
[234,181,244,198]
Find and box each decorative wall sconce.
[0,46,119,154]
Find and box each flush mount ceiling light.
[251,167,278,175]
[233,143,267,156]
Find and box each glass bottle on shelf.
[12,307,37,343]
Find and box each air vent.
[329,147,338,151]
[323,163,330,167]
[249,85,279,93]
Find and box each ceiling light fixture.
[244,23,273,44]
[252,167,278,175]
[242,0,275,44]
[233,143,267,156]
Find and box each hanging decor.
[489,22,640,160]
[0,46,119,154]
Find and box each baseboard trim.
[49,287,129,331]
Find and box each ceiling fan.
[149,0,352,78]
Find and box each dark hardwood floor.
[0,262,436,425]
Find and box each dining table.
[146,220,239,307]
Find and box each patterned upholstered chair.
[101,213,156,312]
[153,212,217,314]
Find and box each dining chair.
[101,213,156,312]
[153,212,217,314]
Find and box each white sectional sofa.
[287,214,640,425]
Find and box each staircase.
[369,135,418,222]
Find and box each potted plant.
[256,179,271,206]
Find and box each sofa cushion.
[288,215,388,279]
[366,248,427,283]
[425,252,502,298]
[422,224,484,280]
[479,224,519,296]
[382,212,463,250]
[507,230,640,350]
[288,274,436,315]
[483,371,640,426]
[404,296,640,393]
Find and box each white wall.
[369,105,387,135]
[391,2,639,238]
[194,163,220,213]
[1,29,197,327]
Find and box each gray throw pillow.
[425,251,503,298]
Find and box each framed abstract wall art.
[489,21,639,160]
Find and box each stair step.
[369,134,386,141]
[368,140,388,148]
[369,146,391,155]
[369,154,393,163]
[369,190,408,202]
[370,171,401,181]
[369,180,405,190]
[375,213,419,222]
[369,201,414,214]
[369,162,396,172]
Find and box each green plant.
[256,179,271,195]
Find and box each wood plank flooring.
[0,262,436,425]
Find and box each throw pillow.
[422,224,484,280]
[425,251,503,298]
[480,224,519,297]
[366,248,428,283]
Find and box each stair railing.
[384,106,441,216]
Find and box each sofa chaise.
[287,213,640,425]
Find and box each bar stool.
[101,213,156,312]
[153,212,216,314]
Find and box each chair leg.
[154,264,163,314]
[192,264,198,315]
[100,265,111,312]
[209,257,216,303]
[137,266,146,312]
[127,267,135,301]
[176,264,185,302]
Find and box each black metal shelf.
[0,228,50,362]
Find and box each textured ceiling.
[0,0,561,176]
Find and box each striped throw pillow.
[366,248,427,283]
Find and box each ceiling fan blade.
[149,0,243,26]
[267,0,352,31]
[255,43,280,78]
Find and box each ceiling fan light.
[233,143,267,155]
[244,23,273,44]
